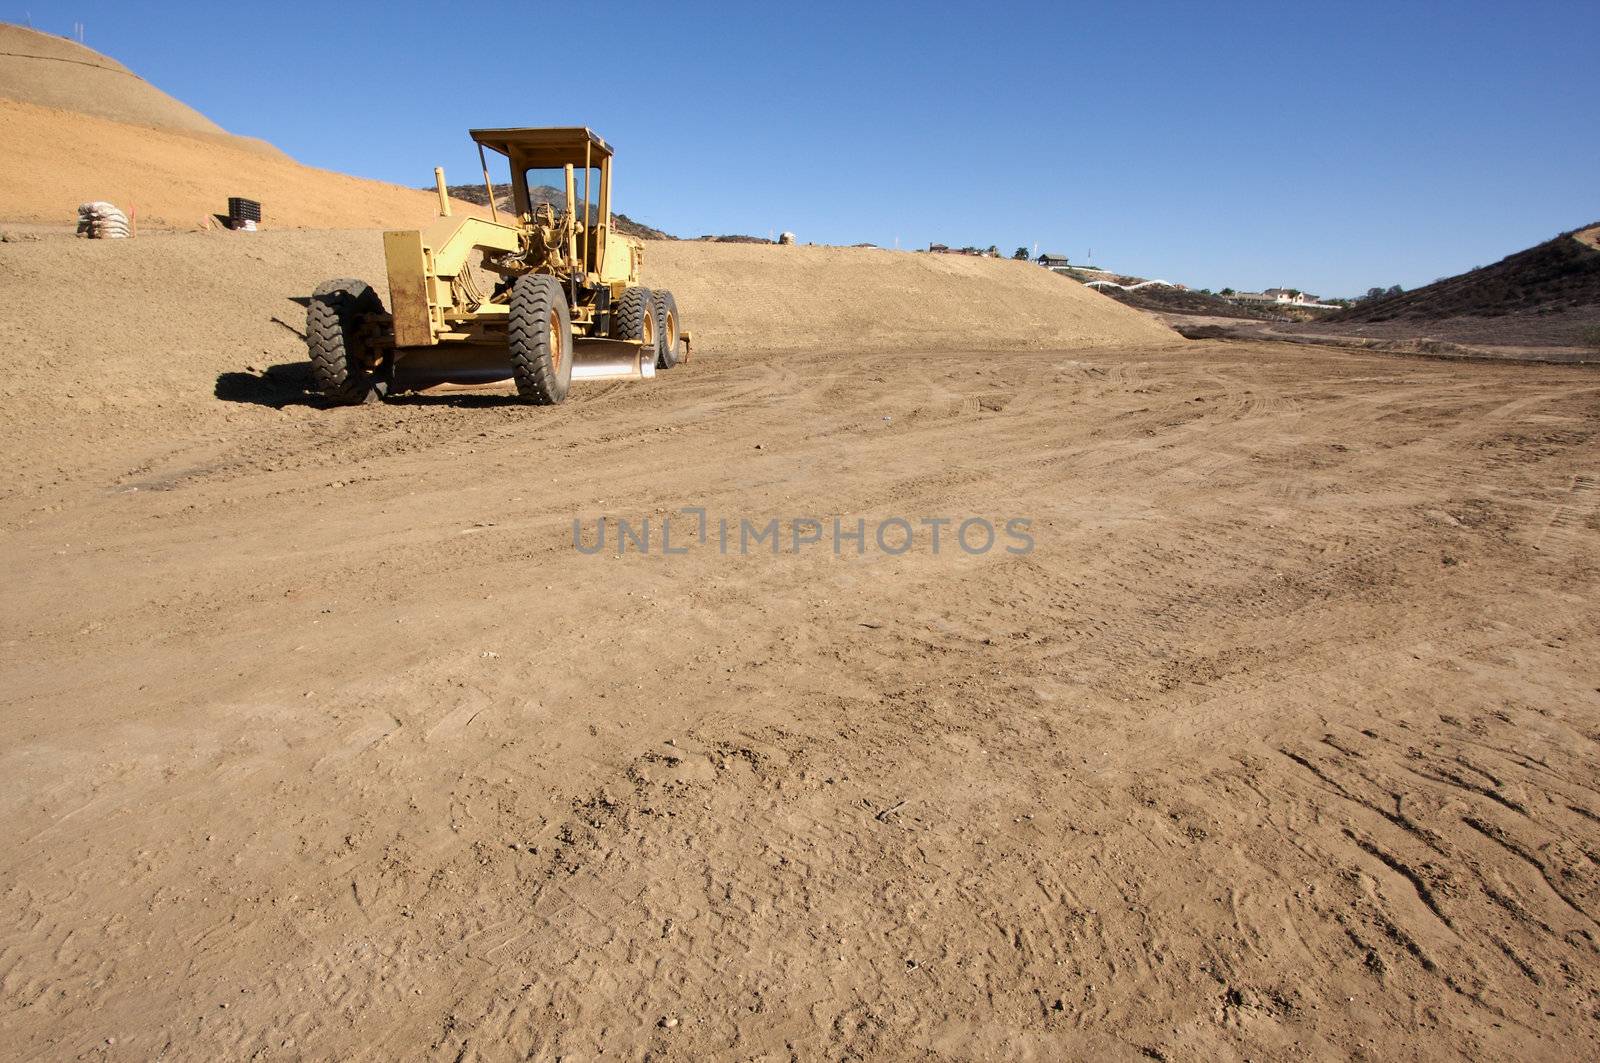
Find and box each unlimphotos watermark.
[572,508,1034,556]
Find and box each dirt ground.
[1162,317,1598,367]
[1266,312,1600,354]
[3,314,1599,1059]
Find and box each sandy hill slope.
[1302,222,1600,348]
[0,21,486,230]
[646,241,1176,353]
[0,22,228,135]
[1,98,489,229]
[0,230,1177,494]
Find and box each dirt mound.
[0,22,233,136]
[0,229,1177,495]
[645,241,1178,353]
[0,97,488,230]
[1304,222,1600,348]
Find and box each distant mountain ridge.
[436,182,673,240]
[1276,221,1600,348]
[1329,222,1600,324]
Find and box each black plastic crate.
[227,197,262,225]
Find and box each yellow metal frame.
[382,126,644,350]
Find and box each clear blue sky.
[12,0,1598,296]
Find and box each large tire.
[306,279,387,405]
[611,285,656,356]
[510,274,573,405]
[653,289,685,369]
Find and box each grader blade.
[389,347,511,391]
[390,338,655,393]
[570,338,657,382]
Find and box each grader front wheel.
[510,274,573,405]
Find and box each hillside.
[1300,222,1600,348]
[1056,268,1331,324]
[1090,284,1284,321]
[645,241,1176,353]
[0,23,236,137]
[0,98,490,230]
[0,23,486,230]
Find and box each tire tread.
[306,278,385,405]
[510,274,572,404]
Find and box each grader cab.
[306,126,687,405]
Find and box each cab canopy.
[466,127,617,267]
[469,127,613,168]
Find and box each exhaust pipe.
[434,167,451,217]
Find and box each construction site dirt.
[4,312,1598,1059]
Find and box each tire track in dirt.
[3,342,1599,1060]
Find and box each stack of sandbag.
[76,202,131,239]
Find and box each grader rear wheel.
[653,289,685,369]
[611,285,658,361]
[510,274,573,405]
[306,279,388,405]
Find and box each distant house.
[1037,253,1072,272]
[1230,288,1321,306]
[1261,288,1321,305]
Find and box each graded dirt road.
[3,330,1598,1061]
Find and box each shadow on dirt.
[214,362,321,408]
[385,392,529,408]
[215,363,536,409]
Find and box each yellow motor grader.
[306,126,687,405]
